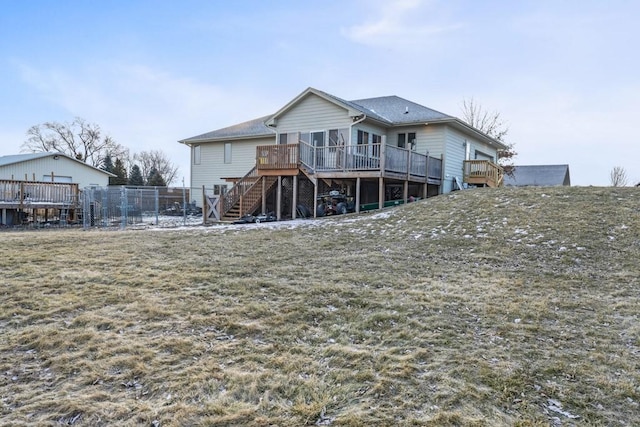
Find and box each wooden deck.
[0,179,80,209]
[256,142,443,184]
[216,143,444,221]
[463,160,504,188]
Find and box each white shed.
[0,152,114,189]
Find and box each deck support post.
[355,177,361,213]
[423,153,429,199]
[276,176,282,220]
[1,208,6,226]
[379,137,387,210]
[261,177,267,214]
[403,181,409,204]
[291,175,298,219]
[440,153,445,194]
[313,180,318,218]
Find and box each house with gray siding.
[179,87,506,221]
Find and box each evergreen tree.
[109,158,128,185]
[102,153,114,173]
[128,164,144,186]
[147,167,166,187]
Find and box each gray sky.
[1,0,638,186]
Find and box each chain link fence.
[81,186,202,229]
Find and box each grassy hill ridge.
[0,186,638,426]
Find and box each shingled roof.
[504,165,571,187]
[179,115,274,143]
[350,95,453,125]
[179,87,502,148]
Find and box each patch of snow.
[546,399,580,419]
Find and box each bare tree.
[461,98,516,174]
[22,117,128,168]
[610,166,628,187]
[134,150,179,186]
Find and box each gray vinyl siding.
[420,125,446,157]
[190,136,275,207]
[468,138,498,162]
[0,157,111,188]
[443,126,467,193]
[352,122,387,145]
[387,125,446,157]
[276,94,353,134]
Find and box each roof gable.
[266,88,367,126]
[0,152,115,177]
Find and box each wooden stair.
[221,171,278,220]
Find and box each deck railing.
[257,144,298,170]
[0,180,79,206]
[463,160,504,187]
[221,166,260,216]
[256,142,442,183]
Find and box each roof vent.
[404,106,409,114]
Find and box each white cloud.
[342,0,463,50]
[11,61,279,185]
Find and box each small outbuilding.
[0,152,113,188]
[503,164,571,187]
[0,152,114,226]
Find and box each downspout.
[350,114,367,137]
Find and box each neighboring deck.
[463,160,504,188]
[0,179,80,209]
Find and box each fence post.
[120,186,127,230]
[155,188,159,225]
[182,180,187,226]
[82,189,88,229]
[424,152,429,199]
[202,186,207,225]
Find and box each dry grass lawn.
[0,186,638,426]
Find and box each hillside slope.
[1,186,638,426]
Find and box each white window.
[279,132,299,145]
[312,131,325,148]
[213,184,228,195]
[224,142,232,164]
[328,128,348,150]
[397,132,416,149]
[193,145,201,165]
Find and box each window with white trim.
[193,145,201,165]
[224,142,232,164]
[397,132,416,149]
